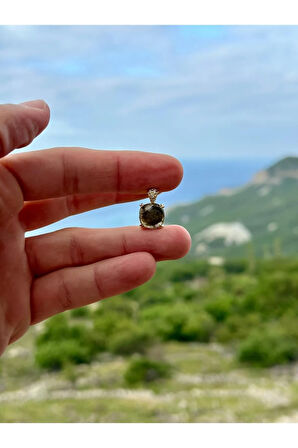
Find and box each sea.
[27,158,272,236]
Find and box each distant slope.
[167,157,298,258]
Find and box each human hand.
[0,100,191,355]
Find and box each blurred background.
[0,25,298,422]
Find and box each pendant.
[139,188,165,229]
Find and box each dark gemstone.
[139,203,165,228]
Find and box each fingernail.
[20,99,47,110]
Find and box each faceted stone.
[139,203,165,229]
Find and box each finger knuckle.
[58,274,73,311]
[93,265,105,299]
[0,120,10,158]
[0,106,38,156]
[62,151,80,196]
[69,233,85,266]
[0,164,23,224]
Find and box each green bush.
[88,313,124,353]
[172,283,198,301]
[35,314,97,370]
[215,313,261,343]
[222,274,257,297]
[280,313,298,338]
[36,314,68,345]
[141,304,215,342]
[169,261,208,282]
[124,357,172,385]
[36,315,90,346]
[92,312,121,333]
[93,296,136,318]
[35,339,93,370]
[237,326,298,367]
[70,306,90,318]
[137,288,177,307]
[245,272,298,317]
[34,258,298,371]
[223,260,248,274]
[178,312,215,342]
[108,322,154,356]
[89,313,156,356]
[205,294,235,322]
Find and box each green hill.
[168,156,298,258]
[267,156,298,175]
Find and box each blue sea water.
[27,158,272,236]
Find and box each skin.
[0,99,191,356]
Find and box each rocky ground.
[0,327,297,423]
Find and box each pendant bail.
[148,188,159,204]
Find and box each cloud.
[1,25,298,158]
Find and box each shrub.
[108,322,154,356]
[34,258,298,371]
[93,296,136,318]
[205,294,235,322]
[35,339,93,370]
[215,313,261,343]
[222,274,257,297]
[70,306,90,318]
[124,357,172,385]
[36,315,90,346]
[247,272,298,317]
[237,326,298,367]
[223,260,247,274]
[178,312,215,342]
[92,312,121,332]
[36,314,68,345]
[35,314,96,370]
[141,304,215,342]
[89,314,156,356]
[137,288,177,307]
[172,283,198,301]
[170,263,206,282]
[88,313,123,353]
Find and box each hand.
[0,100,191,355]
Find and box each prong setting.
[139,188,165,229]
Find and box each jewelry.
[139,188,165,229]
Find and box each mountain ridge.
[168,156,298,259]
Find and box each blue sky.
[1,25,298,159]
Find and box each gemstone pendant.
[139,188,165,229]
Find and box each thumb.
[0,99,50,158]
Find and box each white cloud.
[1,25,298,158]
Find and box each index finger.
[3,148,183,201]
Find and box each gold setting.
[139,188,165,229]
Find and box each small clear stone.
[140,203,165,229]
[148,188,159,202]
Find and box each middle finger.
[20,192,146,231]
